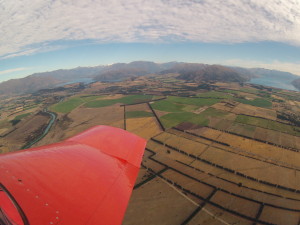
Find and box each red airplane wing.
[0,125,146,225]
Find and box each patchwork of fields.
[34,91,300,224]
[1,75,299,225]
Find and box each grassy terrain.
[50,98,84,113]
[14,113,31,120]
[126,111,153,118]
[160,112,209,128]
[234,98,272,108]
[79,95,104,102]
[160,108,226,129]
[151,96,221,113]
[197,91,232,99]
[83,99,117,108]
[151,100,185,112]
[223,89,240,94]
[9,113,32,126]
[50,95,105,113]
[85,95,153,108]
[168,96,221,106]
[198,107,228,118]
[235,115,300,136]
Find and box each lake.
[249,77,299,91]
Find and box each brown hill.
[93,61,178,81]
[0,75,62,95]
[163,63,249,83]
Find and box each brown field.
[126,103,152,112]
[231,103,277,120]
[210,191,260,218]
[281,132,297,149]
[199,127,223,139]
[122,177,198,225]
[266,129,281,145]
[34,104,124,147]
[216,132,300,167]
[254,126,268,140]
[148,129,300,199]
[296,136,300,149]
[213,119,233,130]
[227,123,255,138]
[208,117,222,127]
[200,146,300,189]
[126,117,162,140]
[162,170,214,199]
[134,167,153,184]
[1,76,299,224]
[212,102,234,112]
[189,204,253,225]
[154,132,208,156]
[259,206,300,225]
[237,92,259,99]
[0,113,50,151]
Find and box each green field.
[234,98,272,108]
[198,107,228,118]
[151,96,221,113]
[14,113,31,120]
[79,95,104,102]
[84,95,153,108]
[9,113,32,126]
[83,99,117,108]
[235,115,300,136]
[223,89,240,94]
[151,100,185,112]
[50,98,85,113]
[160,108,226,129]
[160,112,208,128]
[126,111,153,118]
[50,95,106,113]
[168,96,221,106]
[197,91,232,99]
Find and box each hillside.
[0,61,299,95]
[0,75,63,95]
[172,64,249,83]
[93,61,178,81]
[292,78,300,90]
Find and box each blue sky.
[1,0,300,82]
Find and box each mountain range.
[0,61,299,95]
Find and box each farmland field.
[126,117,161,139]
[160,112,209,128]
[236,114,300,136]
[151,99,185,112]
[1,70,299,225]
[126,111,153,118]
[234,97,272,108]
[84,95,153,108]
[50,97,84,113]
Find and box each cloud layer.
[1,0,300,58]
[0,67,29,75]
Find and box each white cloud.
[0,67,30,75]
[0,0,300,57]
